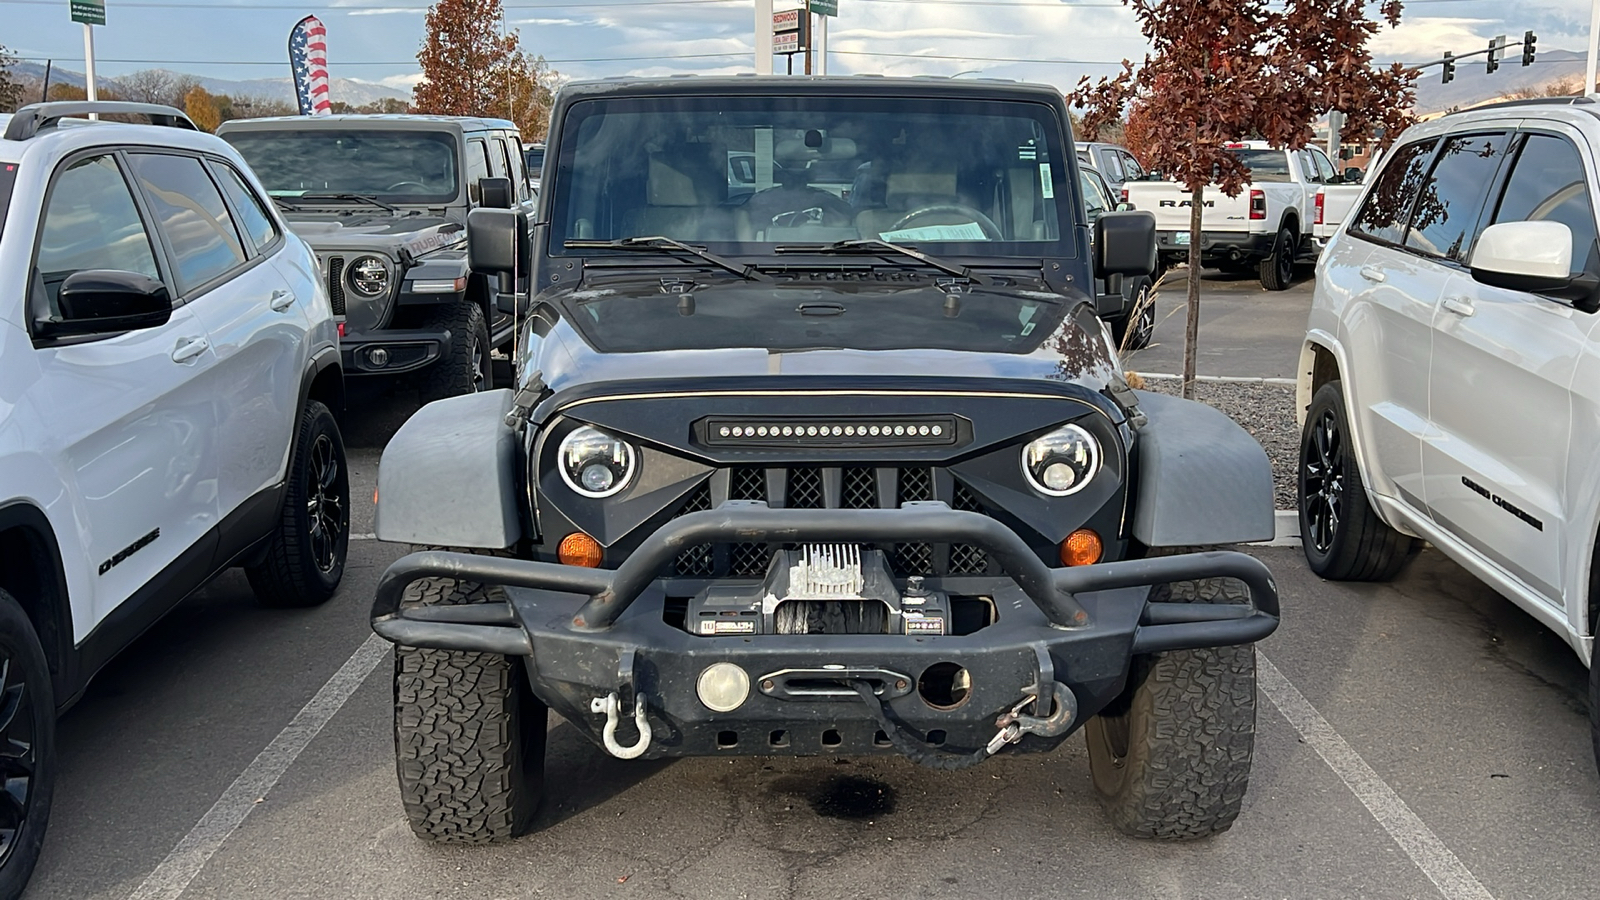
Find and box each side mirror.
[1469,220,1600,311]
[37,270,171,338]
[1115,201,1135,212]
[479,176,514,210]
[466,208,523,275]
[1343,167,1364,183]
[1095,210,1157,278]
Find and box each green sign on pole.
[809,0,838,17]
[70,0,105,26]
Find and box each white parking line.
[126,634,391,900]
[1258,654,1496,900]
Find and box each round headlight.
[1021,423,1101,497]
[347,256,390,297]
[558,425,637,498]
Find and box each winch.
[684,543,950,636]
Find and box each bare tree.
[0,45,21,114]
[117,68,175,105]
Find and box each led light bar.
[701,416,959,447]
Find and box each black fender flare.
[0,500,75,706]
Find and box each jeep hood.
[278,211,464,256]
[529,278,1122,399]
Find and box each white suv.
[0,102,349,893]
[1295,96,1600,771]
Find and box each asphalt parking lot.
[1124,265,1315,381]
[24,268,1600,900]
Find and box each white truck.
[1124,141,1364,290]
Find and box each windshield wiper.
[564,236,769,282]
[299,192,398,212]
[774,238,989,285]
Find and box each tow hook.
[590,692,653,759]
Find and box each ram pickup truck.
[1124,141,1363,290]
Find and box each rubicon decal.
[99,528,160,576]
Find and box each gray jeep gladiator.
[218,115,536,400]
[368,76,1280,843]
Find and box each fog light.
[1060,529,1103,567]
[558,532,602,567]
[697,663,750,712]
[368,347,390,367]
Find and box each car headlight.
[347,255,390,297]
[558,425,637,498]
[1021,423,1101,496]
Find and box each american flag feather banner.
[288,15,332,116]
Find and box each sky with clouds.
[5,0,1599,95]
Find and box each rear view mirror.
[1095,210,1157,277]
[1469,220,1600,311]
[466,208,523,275]
[478,176,514,210]
[37,270,171,338]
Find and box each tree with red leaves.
[1072,0,1417,396]
[414,0,556,138]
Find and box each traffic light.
[1487,35,1504,74]
[1442,51,1456,84]
[1522,30,1537,67]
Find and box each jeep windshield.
[222,130,459,204]
[549,95,1075,260]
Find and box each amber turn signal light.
[558,532,603,567]
[1060,529,1103,567]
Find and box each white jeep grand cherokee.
[0,102,349,895]
[1296,96,1600,772]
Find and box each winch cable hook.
[590,692,653,759]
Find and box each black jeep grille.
[325,256,347,316]
[664,466,1002,579]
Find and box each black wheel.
[418,302,492,403]
[1085,548,1256,840]
[0,589,54,899]
[1591,646,1600,780]
[1258,226,1296,291]
[1119,277,1154,351]
[246,400,349,607]
[394,577,546,843]
[1298,381,1419,581]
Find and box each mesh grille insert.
[949,482,989,573]
[673,483,714,576]
[325,256,346,316]
[841,467,878,509]
[730,542,771,578]
[786,467,824,509]
[892,543,935,577]
[730,468,767,501]
[898,467,933,503]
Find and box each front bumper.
[370,503,1278,760]
[341,327,450,375]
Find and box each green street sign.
[810,0,838,17]
[70,0,105,26]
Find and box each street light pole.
[1588,0,1599,93]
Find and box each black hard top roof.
[554,74,1066,105]
[216,113,517,134]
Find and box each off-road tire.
[393,577,546,843]
[246,400,349,607]
[417,301,492,403]
[1085,547,1256,840]
[1298,381,1419,581]
[1111,276,1155,351]
[0,588,55,898]
[1258,226,1296,291]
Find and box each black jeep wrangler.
[218,115,536,400]
[369,77,1279,842]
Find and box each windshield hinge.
[504,372,547,431]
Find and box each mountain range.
[6,61,410,108]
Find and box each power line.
[8,52,756,65]
[834,50,1123,64]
